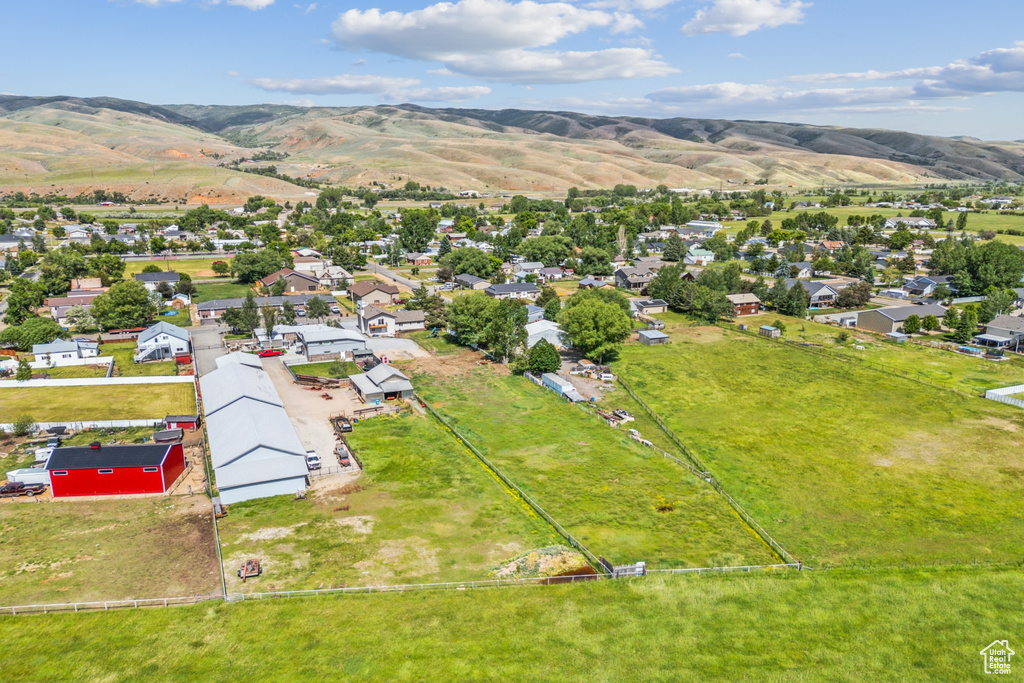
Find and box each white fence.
[0,376,193,388]
[0,419,163,432]
[984,385,1024,409]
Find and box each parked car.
[257,349,284,358]
[0,482,46,498]
[297,309,307,317]
[330,306,341,314]
[335,445,351,466]
[305,451,321,470]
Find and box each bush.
[13,414,35,437]
[836,330,851,343]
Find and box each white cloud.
[445,48,677,83]
[682,0,808,36]
[250,74,421,95]
[587,0,678,10]
[727,52,744,58]
[351,59,368,67]
[303,2,316,12]
[248,74,490,102]
[427,68,454,76]
[329,0,665,83]
[127,0,182,5]
[226,0,275,8]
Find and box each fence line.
[615,378,796,565]
[984,384,1024,409]
[0,375,194,388]
[1,594,222,616]
[416,394,608,575]
[0,419,163,432]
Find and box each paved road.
[191,324,228,377]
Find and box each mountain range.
[1,95,1022,204]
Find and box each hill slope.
[0,95,1021,203]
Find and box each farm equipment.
[612,409,634,423]
[321,392,334,400]
[238,559,262,582]
[330,415,353,434]
[627,429,654,447]
[214,503,229,519]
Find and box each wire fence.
[416,394,609,575]
[1,594,222,616]
[615,378,796,565]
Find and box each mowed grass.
[216,412,562,592]
[102,341,178,377]
[0,497,220,606]
[1,567,1022,680]
[407,330,462,355]
[732,313,1024,394]
[614,325,1024,567]
[122,258,232,279]
[193,281,253,304]
[288,360,360,378]
[417,368,777,568]
[0,383,195,422]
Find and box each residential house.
[685,220,723,238]
[525,305,546,323]
[725,293,760,316]
[633,299,669,316]
[903,275,955,297]
[615,266,658,292]
[525,320,565,349]
[404,253,433,266]
[196,294,337,321]
[885,217,937,230]
[578,277,614,290]
[455,273,490,290]
[538,267,564,281]
[294,325,368,359]
[135,322,191,362]
[484,283,541,300]
[32,339,100,366]
[349,364,414,404]
[356,306,427,337]
[857,304,948,334]
[349,280,401,307]
[683,248,715,266]
[977,314,1024,350]
[291,256,327,274]
[790,262,815,279]
[315,266,353,290]
[788,280,839,309]
[135,271,181,292]
[258,268,320,293]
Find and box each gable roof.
[456,273,488,286]
[395,309,426,324]
[134,271,181,283]
[986,314,1024,333]
[259,268,318,286]
[726,293,760,304]
[485,283,540,294]
[47,443,171,470]
[349,280,401,297]
[138,321,190,344]
[199,363,282,415]
[360,304,394,320]
[874,303,947,322]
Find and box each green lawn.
[122,258,232,279]
[216,412,567,592]
[156,309,192,328]
[101,342,178,377]
[0,567,1021,680]
[417,369,778,568]
[287,360,360,378]
[32,364,108,379]
[0,497,219,607]
[407,330,462,355]
[0,383,195,422]
[193,282,253,304]
[614,324,1024,567]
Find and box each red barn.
[45,442,186,497]
[165,414,200,430]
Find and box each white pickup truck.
[305,451,322,470]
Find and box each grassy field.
[122,258,232,279]
[287,360,360,378]
[102,341,178,377]
[407,330,462,355]
[614,323,1024,567]
[0,566,1021,680]
[216,412,566,592]
[734,313,1024,394]
[32,364,108,379]
[193,281,253,304]
[0,497,219,606]
[416,367,777,568]
[785,204,1024,244]
[0,383,195,422]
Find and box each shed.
[45,443,186,497]
[164,414,200,430]
[638,329,669,346]
[886,332,909,343]
[759,325,781,338]
[525,320,565,349]
[348,364,414,404]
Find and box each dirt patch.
[237,524,305,543]
[491,546,589,579]
[874,459,894,467]
[673,326,724,343]
[351,538,439,581]
[335,516,374,534]
[408,348,510,380]
[977,417,1021,433]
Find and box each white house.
[134,271,181,292]
[525,320,566,349]
[357,306,427,337]
[32,339,100,367]
[135,321,191,362]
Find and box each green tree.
[142,264,163,273]
[535,286,559,308]
[518,236,573,267]
[543,296,561,321]
[280,301,297,325]
[438,235,452,258]
[647,264,687,303]
[239,292,261,334]
[956,211,968,231]
[578,247,612,276]
[89,253,126,287]
[262,306,277,340]
[524,338,561,375]
[155,280,174,299]
[2,279,45,325]
[212,261,231,276]
[952,309,978,343]
[448,292,497,345]
[835,280,874,309]
[562,288,631,316]
[979,287,1016,324]
[13,413,34,434]
[558,297,631,362]
[231,249,286,284]
[921,314,940,333]
[270,278,287,296]
[663,234,687,262]
[397,209,438,252]
[306,296,330,322]
[942,307,960,330]
[486,299,528,363]
[90,280,157,330]
[39,247,89,295]
[440,248,500,278]
[15,360,32,382]
[902,314,921,335]
[0,316,68,351]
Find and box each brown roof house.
[349,280,401,306]
[258,268,320,293]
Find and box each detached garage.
[45,442,186,497]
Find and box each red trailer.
[45,442,186,497]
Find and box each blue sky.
[1,0,1023,138]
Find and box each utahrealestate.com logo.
[980,640,1014,674]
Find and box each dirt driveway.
[261,357,362,469]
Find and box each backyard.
[287,360,360,378]
[102,341,179,377]
[122,258,232,279]
[414,363,778,568]
[0,496,220,606]
[216,411,569,592]
[0,383,195,422]
[613,323,1024,567]
[193,282,254,304]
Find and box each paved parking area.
[191,325,228,377]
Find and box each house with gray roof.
[32,339,100,366]
[857,304,947,335]
[135,321,191,362]
[134,271,181,292]
[484,282,540,300]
